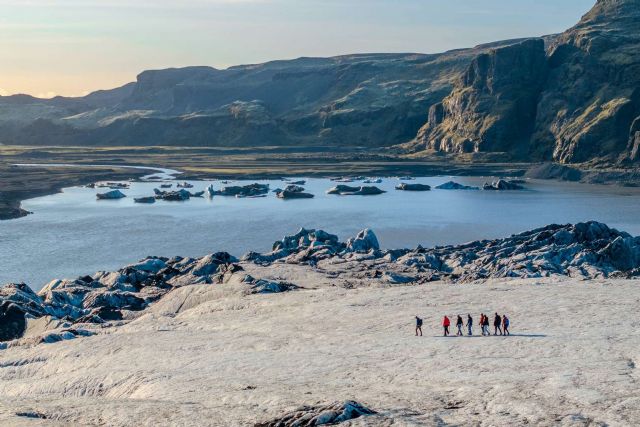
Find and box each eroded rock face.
[535,0,640,163]
[255,400,377,427]
[415,39,548,155]
[408,0,640,164]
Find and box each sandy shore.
[1,262,638,426]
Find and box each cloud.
[0,87,10,96]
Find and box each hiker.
[479,313,486,336]
[502,315,510,336]
[493,312,503,336]
[482,314,490,336]
[456,315,464,336]
[415,316,423,336]
[466,314,473,336]
[442,315,450,336]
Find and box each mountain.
[0,0,638,165]
[413,0,640,164]
[0,48,512,148]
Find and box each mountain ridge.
[1,1,638,164]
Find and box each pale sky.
[0,0,595,98]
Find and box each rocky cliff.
[412,0,640,164]
[0,52,489,148]
[414,39,548,155]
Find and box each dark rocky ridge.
[411,0,640,164]
[0,50,490,148]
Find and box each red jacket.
[443,316,450,327]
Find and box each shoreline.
[2,145,639,220]
[0,164,148,220]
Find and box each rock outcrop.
[408,0,640,164]
[535,0,640,163]
[415,39,548,155]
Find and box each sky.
[0,0,595,98]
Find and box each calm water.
[3,175,640,290]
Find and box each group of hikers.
[414,313,510,337]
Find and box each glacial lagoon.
[2,175,640,290]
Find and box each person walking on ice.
[502,314,510,336]
[493,313,503,336]
[466,314,473,336]
[483,314,490,336]
[415,316,423,336]
[456,315,464,336]
[442,315,450,336]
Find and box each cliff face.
[412,0,640,164]
[536,0,640,163]
[415,39,548,155]
[0,52,485,148]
